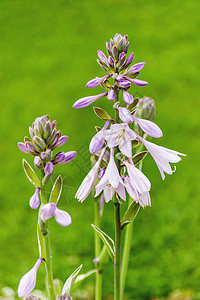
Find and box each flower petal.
[73,92,108,109]
[40,202,56,222]
[54,208,72,227]
[133,116,163,138]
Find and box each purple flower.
[52,151,77,166]
[73,92,108,109]
[137,135,186,179]
[97,50,109,66]
[103,123,137,157]
[44,162,54,176]
[51,136,68,150]
[132,115,163,138]
[18,142,38,156]
[29,187,40,209]
[123,158,151,208]
[89,120,110,154]
[107,88,115,101]
[123,62,145,75]
[118,107,134,123]
[40,202,71,227]
[18,258,44,297]
[95,148,126,202]
[123,76,148,87]
[75,148,107,202]
[86,74,112,88]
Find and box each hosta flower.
[123,158,151,207]
[95,148,126,202]
[75,148,107,202]
[89,120,110,154]
[132,115,163,138]
[137,135,186,179]
[39,202,71,227]
[52,151,77,166]
[18,258,44,297]
[103,123,137,157]
[29,187,40,209]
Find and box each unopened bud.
[41,149,52,163]
[136,96,156,121]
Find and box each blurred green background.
[0,0,199,299]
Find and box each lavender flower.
[118,106,134,123]
[29,187,40,209]
[52,151,77,166]
[89,120,110,154]
[18,258,44,297]
[137,135,186,179]
[75,148,107,202]
[95,148,126,202]
[132,115,163,138]
[40,202,71,227]
[73,92,108,109]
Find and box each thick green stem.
[39,173,56,300]
[94,198,103,300]
[114,203,121,300]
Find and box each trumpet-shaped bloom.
[123,158,151,207]
[103,123,136,157]
[95,148,126,202]
[39,202,71,227]
[137,135,186,179]
[29,187,40,209]
[18,258,44,297]
[75,148,107,202]
[132,115,163,138]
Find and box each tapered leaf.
[74,269,96,286]
[132,151,148,165]
[49,175,63,204]
[62,264,83,295]
[91,224,115,263]
[120,201,140,229]
[23,159,41,188]
[93,107,112,120]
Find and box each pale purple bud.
[107,88,115,101]
[123,41,129,53]
[112,45,118,60]
[98,167,106,179]
[53,151,76,166]
[41,149,52,163]
[86,74,111,88]
[122,89,134,105]
[32,136,46,152]
[125,62,145,75]
[118,52,126,66]
[73,92,108,109]
[29,127,34,138]
[89,121,110,154]
[18,258,44,297]
[54,208,72,227]
[43,121,52,140]
[52,152,65,165]
[108,56,114,68]
[106,42,112,56]
[93,257,100,264]
[57,294,72,300]
[63,151,77,164]
[46,128,57,145]
[51,135,68,150]
[113,33,123,45]
[118,80,131,88]
[44,162,54,176]
[118,107,134,123]
[29,187,40,209]
[97,50,109,66]
[26,142,38,154]
[34,156,43,169]
[18,142,32,154]
[124,76,148,86]
[40,202,56,222]
[123,52,134,68]
[97,59,108,72]
[132,116,163,138]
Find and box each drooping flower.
[95,148,126,202]
[103,123,137,157]
[39,202,71,227]
[123,158,151,207]
[137,135,186,179]
[18,258,44,298]
[89,120,110,154]
[29,187,40,209]
[75,148,107,202]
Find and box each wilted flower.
[18,258,44,298]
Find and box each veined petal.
[122,89,134,105]
[54,208,72,227]
[18,258,43,297]
[133,116,163,138]
[73,92,108,109]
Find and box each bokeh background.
[0,0,199,299]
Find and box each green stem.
[39,172,56,300]
[94,198,103,300]
[114,202,121,300]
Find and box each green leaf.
[120,201,140,230]
[93,107,112,120]
[74,269,96,286]
[91,224,115,263]
[23,159,41,188]
[49,175,63,204]
[132,151,148,165]
[37,223,45,258]
[62,264,83,295]
[97,245,109,271]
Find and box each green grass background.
[0,0,199,299]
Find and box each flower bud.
[41,149,52,163]
[40,203,56,222]
[43,120,52,140]
[34,156,43,169]
[56,294,72,300]
[32,136,46,152]
[29,187,40,209]
[135,96,156,121]
[44,162,54,176]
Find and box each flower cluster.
[18,115,76,176]
[73,33,148,109]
